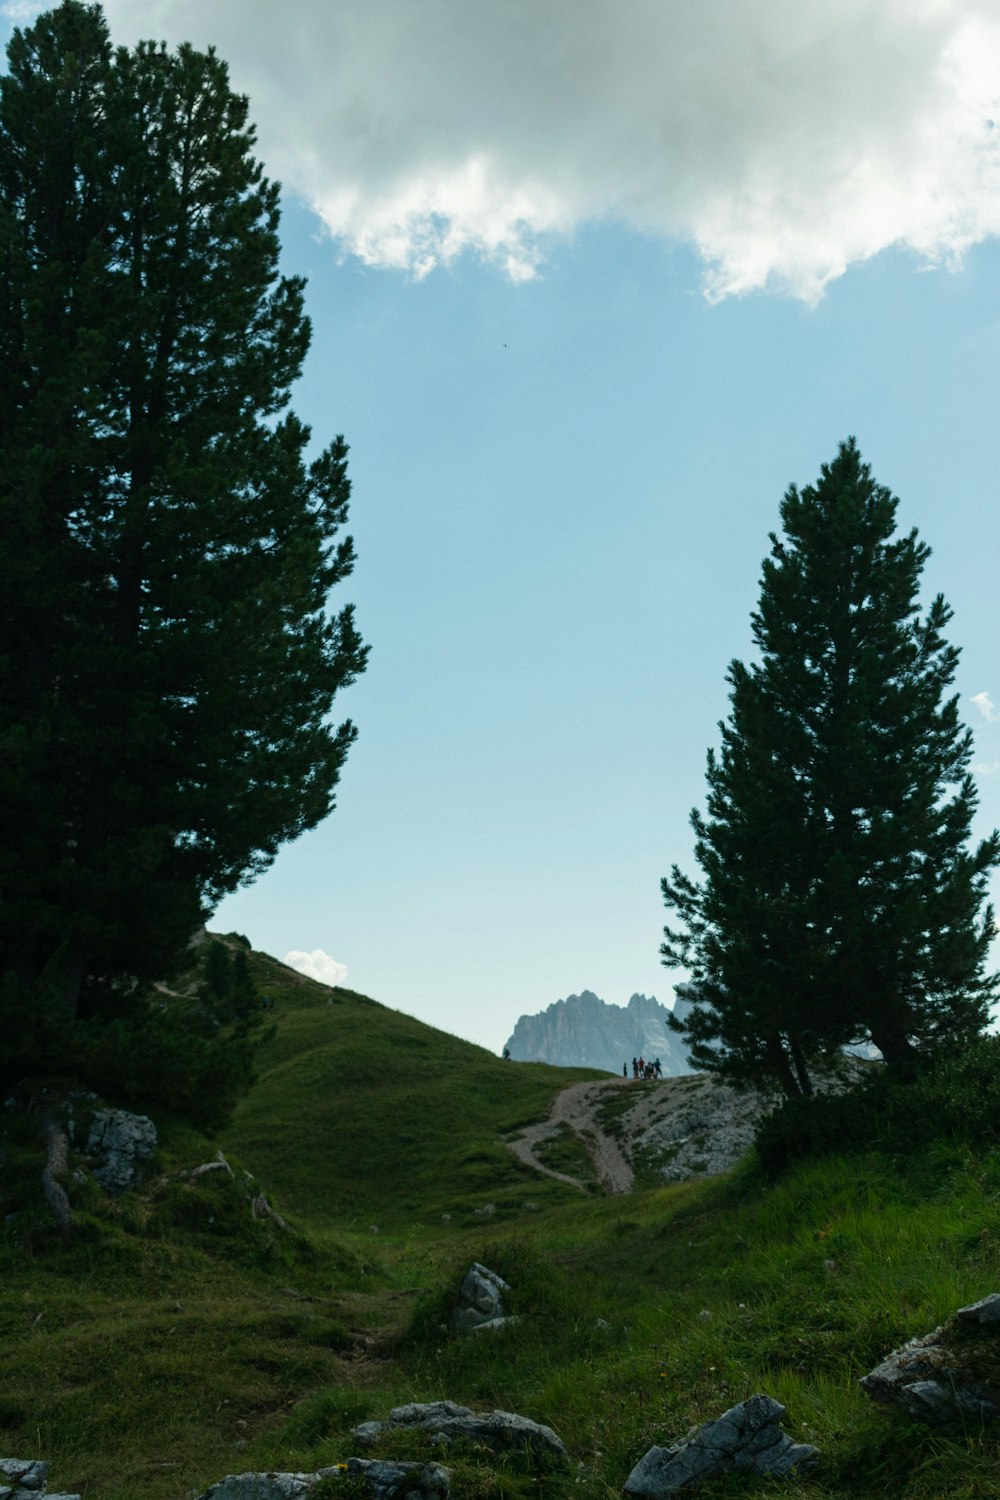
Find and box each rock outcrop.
[335,1459,450,1498]
[860,1293,1000,1425]
[623,1394,818,1496]
[352,1401,567,1462]
[451,1262,513,1331]
[505,991,691,1075]
[85,1109,157,1195]
[196,1460,450,1499]
[197,1475,316,1500]
[630,1075,766,1183]
[0,1457,80,1500]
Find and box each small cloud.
[283,948,348,987]
[973,761,1000,776]
[971,692,997,723]
[1,2,46,19]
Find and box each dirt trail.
[507,1071,762,1195]
[507,1079,634,1194]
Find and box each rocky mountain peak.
[504,990,692,1076]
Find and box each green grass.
[223,954,603,1230]
[4,948,1000,1497]
[532,1122,600,1189]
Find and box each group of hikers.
[626,1055,662,1080]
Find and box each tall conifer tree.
[662,440,999,1096]
[0,2,367,1056]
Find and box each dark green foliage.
[0,995,260,1135]
[204,942,236,1006]
[1,931,276,1132]
[663,439,999,1097]
[756,1037,1000,1176]
[0,3,367,1101]
[74,1006,261,1133]
[202,939,261,1022]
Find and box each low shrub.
[755,1035,1000,1176]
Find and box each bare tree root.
[41,1113,73,1236]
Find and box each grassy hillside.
[222,950,604,1229]
[3,948,1000,1499]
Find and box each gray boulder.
[451,1262,510,1331]
[195,1463,450,1500]
[86,1109,157,1195]
[195,1475,316,1500]
[623,1394,818,1497]
[352,1401,566,1462]
[860,1294,1000,1425]
[957,1293,1000,1326]
[323,1460,450,1498]
[0,1458,80,1500]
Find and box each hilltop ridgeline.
[504,990,695,1076]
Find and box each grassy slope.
[3,950,1000,1499]
[222,951,603,1229]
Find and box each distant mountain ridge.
[505,990,695,1076]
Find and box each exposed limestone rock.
[190,1151,234,1181]
[860,1294,1000,1424]
[0,1457,80,1500]
[330,1459,450,1498]
[451,1262,509,1331]
[194,1461,450,1500]
[623,1394,818,1497]
[631,1077,765,1183]
[958,1293,1000,1325]
[352,1400,567,1462]
[195,1476,315,1500]
[250,1191,289,1230]
[85,1109,157,1195]
[629,1062,859,1185]
[504,991,690,1076]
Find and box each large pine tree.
[662,439,999,1097]
[0,2,367,1059]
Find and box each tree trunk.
[789,1036,815,1097]
[765,1035,804,1099]
[868,1019,919,1077]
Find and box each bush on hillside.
[201,940,261,1023]
[0,974,271,1134]
[755,1035,1000,1176]
[79,1008,266,1132]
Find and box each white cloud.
[97,0,1000,299]
[1,2,46,20]
[283,948,348,988]
[972,691,998,722]
[974,761,1000,775]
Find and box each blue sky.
[6,2,1000,1052]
